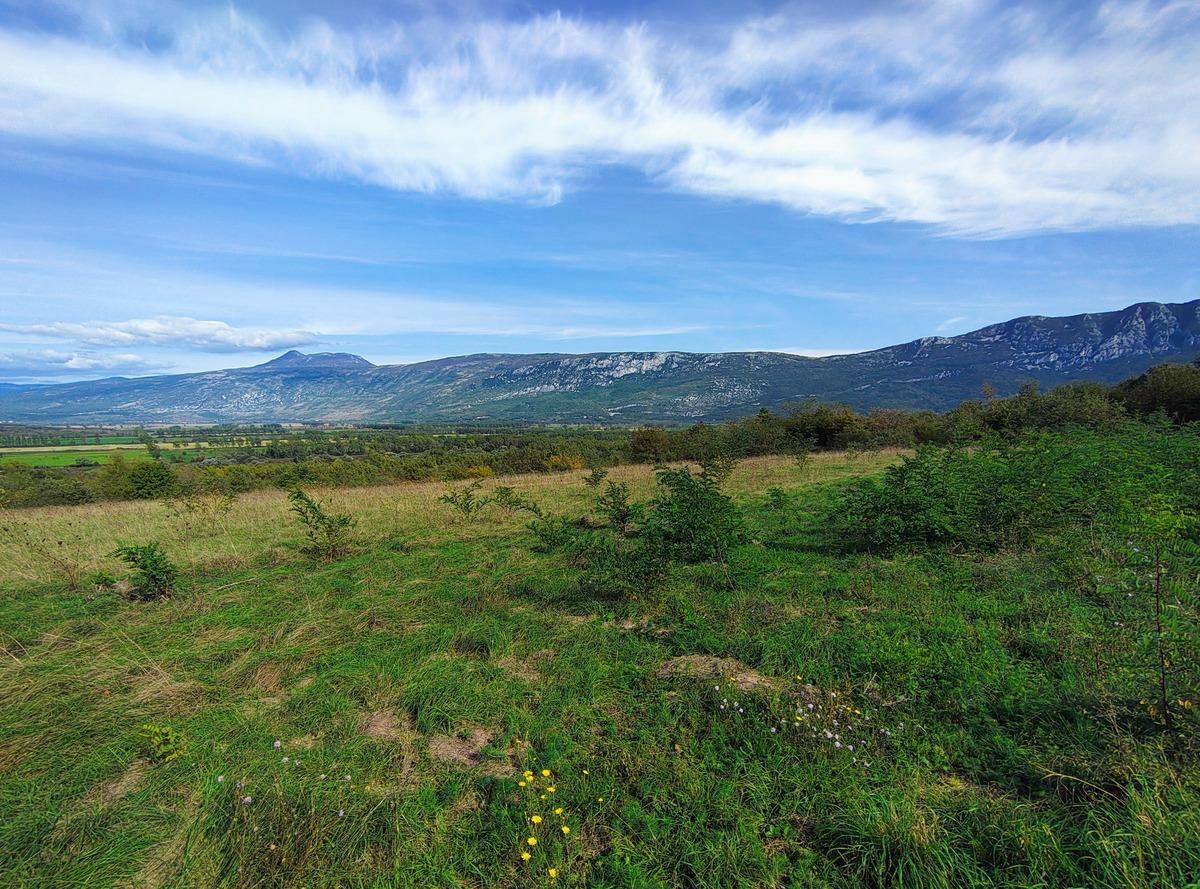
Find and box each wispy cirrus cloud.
[0,1,1197,237]
[0,316,320,352]
[935,315,969,333]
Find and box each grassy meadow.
[1,445,1198,887]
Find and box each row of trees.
[2,360,1197,508]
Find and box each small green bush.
[583,466,609,488]
[595,480,637,536]
[127,460,178,500]
[438,480,491,522]
[288,489,357,561]
[140,721,187,763]
[111,542,178,600]
[644,460,745,565]
[489,485,541,517]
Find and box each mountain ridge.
[2,299,1198,424]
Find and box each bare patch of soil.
[428,725,513,774]
[358,709,416,743]
[127,668,205,713]
[101,758,150,805]
[655,655,777,692]
[496,649,552,683]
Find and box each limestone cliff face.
[2,300,1197,423]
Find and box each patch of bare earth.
[611,617,672,637]
[496,649,552,683]
[358,709,417,743]
[656,655,777,693]
[127,668,205,714]
[100,758,151,805]
[428,725,514,775]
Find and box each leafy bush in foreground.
[111,542,179,599]
[644,460,745,565]
[830,423,1200,552]
[288,489,357,561]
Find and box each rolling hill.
[2,299,1198,424]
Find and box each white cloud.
[935,315,968,333]
[744,346,868,358]
[0,349,164,377]
[0,316,320,352]
[0,1,1195,236]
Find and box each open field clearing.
[0,452,901,587]
[1,440,1198,888]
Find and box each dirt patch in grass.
[247,661,284,695]
[100,758,151,805]
[428,725,513,775]
[358,709,417,743]
[496,649,552,683]
[656,655,777,692]
[611,616,672,637]
[127,668,206,713]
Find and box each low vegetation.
[0,410,1197,886]
[2,358,1198,509]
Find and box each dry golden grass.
[0,450,904,588]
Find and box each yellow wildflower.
[561,826,571,835]
[541,769,551,777]
[531,815,543,824]
[554,807,564,815]
[519,781,527,787]
[548,868,558,879]
[527,837,538,846]
[547,785,556,793]
[521,852,531,862]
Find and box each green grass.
[0,445,244,467]
[0,452,1197,887]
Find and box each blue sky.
[0,0,1197,382]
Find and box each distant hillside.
[1,299,1198,424]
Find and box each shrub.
[438,480,491,522]
[163,490,236,536]
[140,721,187,763]
[644,460,745,565]
[527,515,577,552]
[595,481,637,536]
[288,489,357,561]
[631,427,671,463]
[829,425,1200,553]
[544,453,585,472]
[583,466,609,488]
[111,542,179,599]
[490,485,541,517]
[127,460,178,499]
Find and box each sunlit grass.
[1,445,1196,888]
